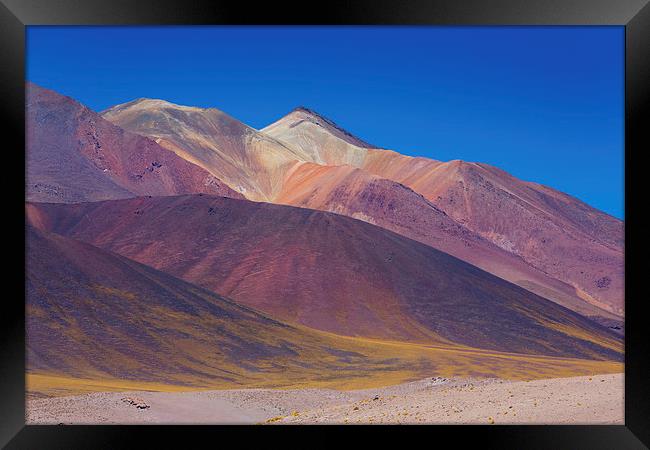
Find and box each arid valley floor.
[27,374,623,425]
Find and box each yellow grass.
[28,330,623,398]
[27,374,194,398]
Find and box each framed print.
[1,0,649,448]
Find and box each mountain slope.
[26,83,242,203]
[103,97,613,319]
[275,161,609,318]
[261,107,376,164]
[27,224,313,385]
[28,195,622,362]
[101,99,309,201]
[263,109,624,316]
[27,223,434,390]
[27,222,622,396]
[100,97,623,316]
[360,153,624,315]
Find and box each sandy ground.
[26,373,623,425]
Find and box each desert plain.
[27,374,623,425]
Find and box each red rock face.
[105,99,623,319]
[28,195,622,361]
[26,82,243,203]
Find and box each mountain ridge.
[101,95,315,201]
[27,223,623,397]
[259,106,624,315]
[33,84,623,317]
[27,194,623,362]
[26,82,243,203]
[263,106,379,149]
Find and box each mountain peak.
[101,97,209,116]
[264,106,378,149]
[290,105,323,117]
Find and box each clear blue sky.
[27,26,624,218]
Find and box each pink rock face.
[26,82,243,203]
[28,195,622,361]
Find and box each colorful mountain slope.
[27,222,622,397]
[362,153,624,315]
[103,97,622,317]
[274,161,608,319]
[261,106,376,165]
[101,98,308,201]
[26,83,242,203]
[28,195,622,362]
[262,108,624,316]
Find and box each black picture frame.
[2,0,648,448]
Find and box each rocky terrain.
[277,373,624,425]
[273,161,604,318]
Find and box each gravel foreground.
[27,373,623,425]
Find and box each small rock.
[121,396,150,409]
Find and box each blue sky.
[27,26,624,218]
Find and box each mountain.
[274,161,606,318]
[26,83,243,203]
[102,97,616,319]
[361,154,624,315]
[101,98,309,201]
[261,106,377,164]
[262,109,624,316]
[26,223,622,395]
[28,195,623,362]
[27,223,318,386]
